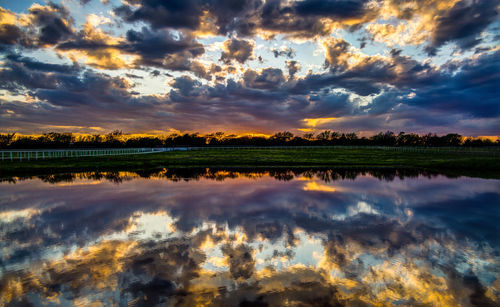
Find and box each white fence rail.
[0,148,167,162]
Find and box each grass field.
[1,147,499,178]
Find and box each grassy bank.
[1,148,499,178]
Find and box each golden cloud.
[58,23,131,70]
[303,117,337,127]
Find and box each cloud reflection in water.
[0,169,499,306]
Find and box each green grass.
[1,148,499,178]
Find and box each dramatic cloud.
[426,0,499,53]
[114,0,204,30]
[0,53,82,93]
[27,2,73,46]
[0,3,74,50]
[55,22,128,69]
[113,0,377,38]
[123,27,205,69]
[396,51,500,118]
[0,23,25,48]
[56,24,205,70]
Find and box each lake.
[0,169,499,306]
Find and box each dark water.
[0,169,499,306]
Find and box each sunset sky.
[0,0,499,136]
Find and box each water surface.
[1,169,499,306]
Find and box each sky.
[0,0,499,136]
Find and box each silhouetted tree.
[371,131,396,146]
[303,133,315,140]
[272,131,294,144]
[442,133,462,146]
[316,130,332,141]
[0,133,16,149]
[0,130,496,149]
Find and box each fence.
[0,148,167,162]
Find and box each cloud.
[55,22,128,69]
[113,0,376,38]
[0,54,170,132]
[258,0,378,38]
[294,0,369,19]
[243,68,285,89]
[205,0,265,36]
[114,0,204,30]
[123,27,205,69]
[426,0,499,54]
[365,0,499,53]
[0,23,25,49]
[56,24,205,71]
[170,75,202,97]
[34,70,134,108]
[0,3,74,50]
[298,40,445,96]
[86,13,112,27]
[189,61,223,80]
[220,38,254,64]
[286,60,301,78]
[396,50,500,118]
[4,53,80,74]
[0,53,82,93]
[125,73,143,79]
[113,0,265,37]
[322,37,351,68]
[26,2,74,46]
[0,4,206,71]
[259,0,334,38]
[366,21,429,47]
[271,47,295,58]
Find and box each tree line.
[0,130,498,149]
[2,168,446,184]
